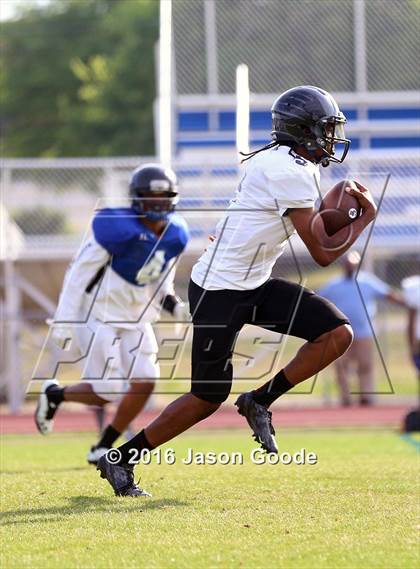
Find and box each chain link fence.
[366,0,420,91]
[173,0,420,95]
[1,149,418,265]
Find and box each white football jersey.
[191,146,320,290]
[54,236,177,327]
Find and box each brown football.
[319,179,362,236]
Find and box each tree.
[0,0,159,157]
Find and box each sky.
[0,0,52,21]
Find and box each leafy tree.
[1,0,159,157]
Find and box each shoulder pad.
[92,208,138,254]
[161,214,190,254]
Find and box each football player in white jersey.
[35,164,189,472]
[97,86,377,497]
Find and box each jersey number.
[136,250,165,285]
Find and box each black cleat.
[34,379,61,435]
[97,454,151,497]
[235,392,278,454]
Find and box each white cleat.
[87,446,109,465]
[34,379,60,435]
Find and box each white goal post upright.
[158,0,173,167]
[236,63,250,156]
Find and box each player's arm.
[48,238,111,346]
[54,238,110,322]
[288,182,377,267]
[384,290,407,308]
[158,217,190,319]
[158,257,189,320]
[362,274,407,307]
[161,293,188,318]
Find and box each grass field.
[1,429,419,569]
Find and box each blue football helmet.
[129,163,179,220]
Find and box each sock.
[252,369,293,407]
[118,429,154,465]
[46,385,64,406]
[96,425,121,449]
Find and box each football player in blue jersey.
[35,164,189,471]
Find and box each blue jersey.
[92,208,189,287]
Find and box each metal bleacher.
[175,91,420,152]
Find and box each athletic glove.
[161,295,191,321]
[172,301,191,322]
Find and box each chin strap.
[239,141,279,163]
[144,212,170,220]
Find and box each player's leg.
[279,323,352,385]
[97,282,246,496]
[87,381,155,465]
[236,279,352,444]
[257,279,352,392]
[34,379,108,435]
[89,352,158,464]
[118,319,238,451]
[35,316,107,434]
[98,394,222,497]
[140,281,250,443]
[88,326,159,462]
[354,337,375,406]
[109,326,159,434]
[109,380,155,433]
[35,316,114,434]
[236,324,352,450]
[64,383,109,404]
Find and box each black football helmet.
[271,86,351,167]
[129,163,179,220]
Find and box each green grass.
[1,430,419,569]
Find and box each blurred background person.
[401,275,420,431]
[319,250,406,406]
[401,275,420,373]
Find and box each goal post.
[235,63,250,156]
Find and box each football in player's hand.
[319,179,362,236]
